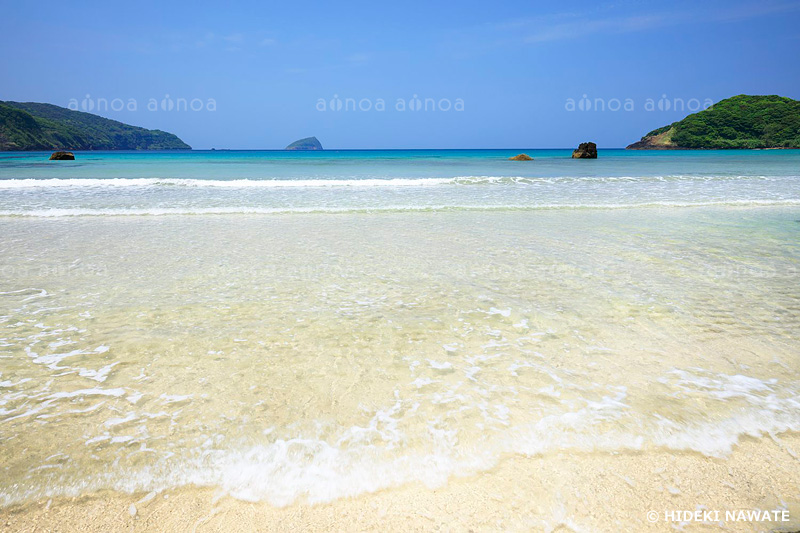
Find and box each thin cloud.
[346,53,370,64]
[511,0,800,44]
[713,0,800,22]
[523,13,671,43]
[189,31,281,52]
[223,33,244,44]
[283,52,374,75]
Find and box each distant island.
[285,136,323,150]
[0,101,190,151]
[627,95,800,149]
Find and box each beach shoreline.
[3,432,799,532]
[4,0,800,530]
[1,203,798,532]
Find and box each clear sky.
[2,0,799,149]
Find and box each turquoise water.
[1,149,799,521]
[0,149,798,215]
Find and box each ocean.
[1,149,799,215]
[0,149,799,527]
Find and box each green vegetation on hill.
[0,101,191,150]
[627,95,800,149]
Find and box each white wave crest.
[0,174,786,189]
[0,199,798,217]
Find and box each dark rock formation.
[49,151,75,160]
[508,153,533,161]
[571,142,597,159]
[285,136,323,150]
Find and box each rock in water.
[508,153,533,161]
[571,142,597,159]
[49,151,75,160]
[285,137,323,150]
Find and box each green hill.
[0,101,191,151]
[627,95,800,149]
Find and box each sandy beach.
[4,0,800,529]
[1,207,799,532]
[3,433,799,532]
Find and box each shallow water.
[1,207,798,507]
[0,149,799,216]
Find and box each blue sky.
[2,0,799,149]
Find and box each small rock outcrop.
[508,153,533,161]
[285,137,323,150]
[571,142,597,159]
[49,151,75,160]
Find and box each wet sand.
[2,210,799,531]
[3,433,799,532]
